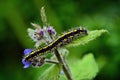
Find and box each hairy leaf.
[66,29,108,47]
[70,53,99,80]
[39,64,62,80]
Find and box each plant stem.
[45,59,59,64]
[54,49,73,80]
[40,7,73,79]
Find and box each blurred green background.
[0,0,120,80]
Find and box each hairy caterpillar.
[24,27,88,61]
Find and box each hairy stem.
[41,8,73,79]
[54,49,73,80]
[45,59,59,64]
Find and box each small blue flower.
[22,49,32,68]
[24,49,33,56]
[22,59,31,68]
[60,70,64,75]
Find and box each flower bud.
[47,27,56,36]
[39,29,44,36]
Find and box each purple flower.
[22,59,31,68]
[47,27,56,36]
[24,49,33,56]
[22,49,33,68]
[39,29,44,36]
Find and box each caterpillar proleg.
[24,27,88,61]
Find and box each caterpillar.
[24,27,88,61]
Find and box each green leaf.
[70,53,99,80]
[66,29,108,47]
[39,64,62,80]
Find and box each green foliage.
[39,64,62,80]
[38,29,107,80]
[1,0,119,80]
[70,53,98,80]
[67,29,108,47]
